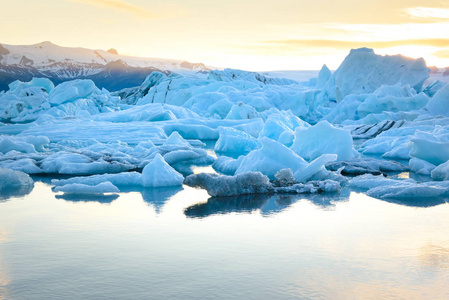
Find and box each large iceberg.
[322,48,429,102]
[290,121,356,161]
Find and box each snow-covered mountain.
[0,41,209,91]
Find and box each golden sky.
[2,0,449,70]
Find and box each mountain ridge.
[0,41,210,91]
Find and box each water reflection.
[374,196,448,208]
[0,184,34,202]
[184,193,273,218]
[184,190,350,218]
[419,243,449,269]
[55,193,119,204]
[140,186,183,213]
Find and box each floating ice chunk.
[294,154,337,183]
[316,64,332,88]
[24,136,49,152]
[259,111,308,142]
[215,127,261,153]
[431,160,449,181]
[208,98,233,118]
[291,121,355,161]
[0,167,34,192]
[142,154,184,187]
[426,83,449,117]
[366,182,449,199]
[349,174,413,190]
[182,92,228,117]
[184,172,272,197]
[212,155,245,175]
[423,80,445,98]
[208,69,298,85]
[94,103,198,122]
[0,137,36,154]
[409,158,436,175]
[0,158,42,174]
[54,182,120,195]
[8,78,54,94]
[357,91,428,118]
[274,180,341,194]
[408,130,449,165]
[52,172,142,187]
[273,169,297,187]
[48,79,97,105]
[163,150,209,165]
[326,157,407,176]
[40,152,133,175]
[351,173,449,199]
[162,131,193,149]
[225,102,258,120]
[351,120,405,139]
[185,171,341,197]
[235,137,308,180]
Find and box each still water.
[0,180,448,299]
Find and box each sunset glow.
[2,0,449,70]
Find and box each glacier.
[1,47,449,202]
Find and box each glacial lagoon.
[0,178,448,300]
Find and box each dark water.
[0,181,448,300]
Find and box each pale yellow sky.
[1,0,449,70]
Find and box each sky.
[2,0,449,70]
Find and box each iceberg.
[214,127,261,153]
[0,167,34,192]
[142,154,184,188]
[235,137,308,179]
[322,48,429,102]
[54,182,120,195]
[184,171,341,197]
[290,121,356,161]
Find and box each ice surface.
[48,79,97,105]
[54,181,120,195]
[214,127,261,153]
[431,160,449,181]
[52,172,143,187]
[142,154,184,187]
[0,167,34,191]
[409,158,436,175]
[326,157,407,175]
[322,48,429,102]
[184,171,341,197]
[1,47,448,199]
[184,172,272,197]
[290,121,356,161]
[408,129,449,165]
[234,137,308,180]
[426,83,449,117]
[293,154,338,183]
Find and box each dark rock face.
[180,61,207,70]
[0,42,209,92]
[0,60,166,92]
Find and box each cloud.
[405,7,449,20]
[434,49,449,58]
[69,0,157,18]
[258,39,449,50]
